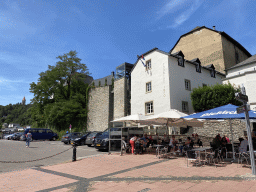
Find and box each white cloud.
[168,0,203,28]
[155,0,203,29]
[156,0,187,20]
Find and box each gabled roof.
[170,26,251,57]
[190,58,201,64]
[131,47,159,73]
[131,47,225,76]
[226,54,256,71]
[171,50,184,58]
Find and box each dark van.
[24,128,58,141]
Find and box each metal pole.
[108,128,111,155]
[241,86,255,175]
[229,119,235,159]
[72,144,77,162]
[244,106,256,175]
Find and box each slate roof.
[131,48,225,76]
[170,26,251,57]
[226,54,256,70]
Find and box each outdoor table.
[192,147,212,165]
[154,144,163,158]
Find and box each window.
[210,68,216,78]
[178,56,184,67]
[146,82,152,92]
[146,60,151,70]
[184,79,191,91]
[203,83,207,87]
[145,101,154,114]
[182,101,189,112]
[196,62,201,73]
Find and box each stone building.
[22,96,26,105]
[170,26,251,73]
[87,63,133,132]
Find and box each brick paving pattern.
[1,153,256,192]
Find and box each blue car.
[24,128,58,141]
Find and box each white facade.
[131,49,225,116]
[223,56,256,110]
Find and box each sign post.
[236,87,255,175]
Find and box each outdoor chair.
[186,150,198,167]
[237,151,250,167]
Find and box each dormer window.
[210,68,216,78]
[171,51,185,67]
[191,58,201,73]
[178,56,184,67]
[209,64,216,78]
[196,62,201,73]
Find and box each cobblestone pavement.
[1,153,256,192]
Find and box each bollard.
[72,143,77,162]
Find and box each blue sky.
[0,0,256,106]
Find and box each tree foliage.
[0,103,33,127]
[29,51,91,131]
[191,83,242,112]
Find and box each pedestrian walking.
[26,130,32,148]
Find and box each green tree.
[191,83,242,112]
[29,50,91,131]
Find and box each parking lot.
[0,140,107,173]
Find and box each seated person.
[178,139,184,153]
[140,134,148,149]
[169,135,178,152]
[239,137,248,153]
[184,137,192,151]
[163,134,169,145]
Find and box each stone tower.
[22,96,26,105]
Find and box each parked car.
[70,132,91,146]
[20,134,26,141]
[24,128,58,141]
[61,132,82,144]
[94,129,123,151]
[85,132,102,147]
[4,133,15,140]
[12,132,24,140]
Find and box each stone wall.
[87,85,113,132]
[171,28,225,73]
[221,36,250,70]
[192,119,251,145]
[114,77,127,119]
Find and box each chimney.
[213,26,216,30]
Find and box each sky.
[0,0,256,106]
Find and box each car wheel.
[81,140,85,146]
[52,137,56,141]
[88,144,91,147]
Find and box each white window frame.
[182,101,189,113]
[145,101,154,114]
[146,60,151,70]
[146,82,152,93]
[184,79,191,91]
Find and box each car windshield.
[101,131,109,137]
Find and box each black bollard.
[72,144,77,162]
